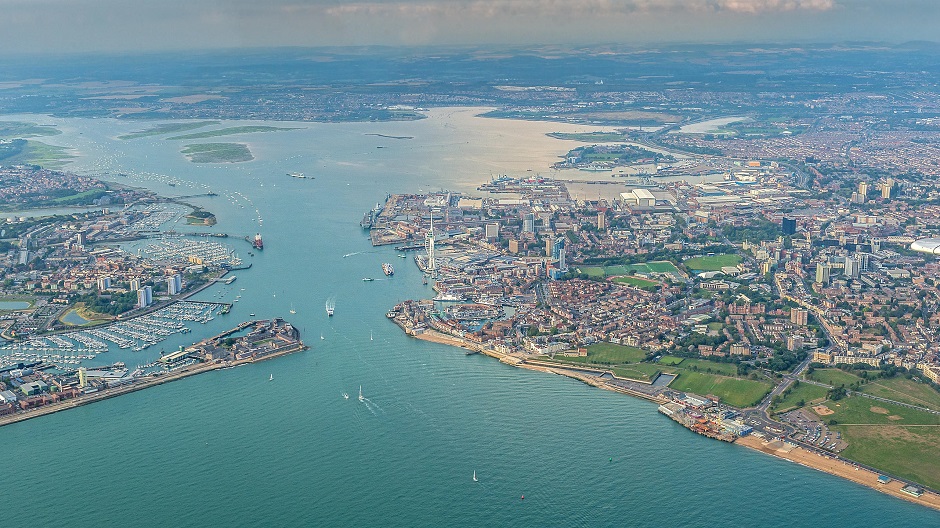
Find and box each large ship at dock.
[360,201,385,229]
[382,262,394,276]
[252,233,264,250]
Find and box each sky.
[1,0,937,53]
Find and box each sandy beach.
[414,326,940,511]
[736,435,940,511]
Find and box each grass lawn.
[611,276,659,290]
[860,377,940,412]
[807,368,863,387]
[577,266,606,278]
[676,358,738,376]
[659,355,685,366]
[835,425,940,490]
[584,342,647,363]
[683,254,742,271]
[668,371,772,408]
[770,382,828,413]
[646,261,681,274]
[815,396,940,425]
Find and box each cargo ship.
[382,262,394,276]
[252,233,264,250]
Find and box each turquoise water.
[1,112,937,526]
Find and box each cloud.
[318,0,837,19]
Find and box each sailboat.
[342,392,349,400]
[320,333,324,340]
[358,385,364,402]
[370,330,373,341]
[269,374,273,382]
[289,303,296,315]
[473,471,478,482]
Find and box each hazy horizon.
[2,0,938,54]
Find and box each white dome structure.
[910,238,940,255]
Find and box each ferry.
[382,262,394,276]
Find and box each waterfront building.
[137,285,153,308]
[167,273,183,295]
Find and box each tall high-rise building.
[523,213,535,233]
[815,262,831,285]
[881,179,894,199]
[856,252,870,271]
[137,285,153,308]
[791,308,809,326]
[782,217,796,236]
[130,278,141,292]
[553,238,566,271]
[858,181,869,197]
[597,212,607,230]
[167,274,182,295]
[844,256,860,279]
[425,213,437,276]
[97,276,111,291]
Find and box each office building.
[782,217,796,236]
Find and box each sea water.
[0,111,935,526]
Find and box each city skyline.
[1,0,939,54]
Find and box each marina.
[0,301,227,368]
[139,237,243,268]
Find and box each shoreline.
[736,435,940,511]
[0,337,306,429]
[410,325,939,511]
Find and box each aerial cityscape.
[2,1,940,526]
